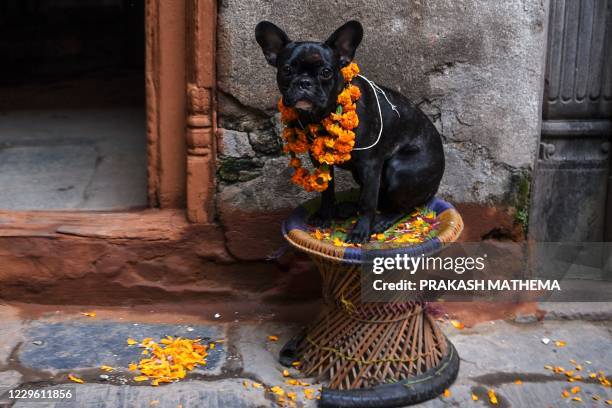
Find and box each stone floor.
[0,107,147,210]
[0,303,610,408]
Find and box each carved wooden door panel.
[145,0,216,222]
[530,0,612,242]
[185,0,216,223]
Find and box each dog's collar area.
[296,74,400,151]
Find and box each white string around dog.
[352,74,400,151]
[297,74,400,151]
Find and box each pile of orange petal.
[127,336,208,386]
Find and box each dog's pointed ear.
[325,21,363,66]
[255,21,290,67]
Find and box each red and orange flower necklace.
[278,62,361,192]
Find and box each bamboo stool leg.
[296,257,448,390]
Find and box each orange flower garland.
[278,62,361,192]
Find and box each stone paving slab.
[0,370,22,390]
[19,320,227,376]
[0,108,147,210]
[539,302,612,321]
[9,380,271,408]
[0,307,610,408]
[0,306,25,365]
[436,320,612,407]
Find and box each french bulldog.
[255,20,445,243]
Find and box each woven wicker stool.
[281,197,464,407]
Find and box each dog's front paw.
[308,210,332,228]
[346,220,371,243]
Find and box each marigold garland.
[278,62,362,192]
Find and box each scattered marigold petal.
[605,400,612,405]
[471,393,479,401]
[287,392,297,401]
[443,389,451,398]
[314,229,324,240]
[270,386,285,396]
[134,376,149,382]
[81,312,96,318]
[570,386,581,394]
[572,396,582,402]
[450,320,465,330]
[562,390,571,398]
[291,361,301,368]
[128,363,137,371]
[68,374,84,384]
[100,365,114,372]
[488,389,498,405]
[140,338,153,346]
[514,379,522,385]
[304,388,316,400]
[555,340,567,347]
[252,382,263,389]
[282,369,290,377]
[267,335,279,342]
[589,373,597,379]
[243,380,249,389]
[127,338,138,346]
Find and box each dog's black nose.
[298,78,312,89]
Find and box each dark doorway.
[0,0,147,210]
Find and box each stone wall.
[215,0,548,257]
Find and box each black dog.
[255,20,445,243]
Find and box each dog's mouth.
[294,100,313,111]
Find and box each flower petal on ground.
[68,374,84,384]
[450,320,465,330]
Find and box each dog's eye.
[320,68,333,79]
[281,65,293,75]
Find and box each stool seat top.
[282,196,464,264]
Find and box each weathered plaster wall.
[215,0,548,225]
